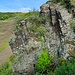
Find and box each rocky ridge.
[9,2,75,75]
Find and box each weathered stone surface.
[9,2,75,75]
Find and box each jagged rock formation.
[55,4,75,56]
[9,2,75,75]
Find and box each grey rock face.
[9,2,75,75]
[40,4,50,15]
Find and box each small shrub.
[28,15,46,39]
[36,50,52,73]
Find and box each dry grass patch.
[0,41,9,52]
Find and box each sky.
[0,0,48,12]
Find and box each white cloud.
[20,8,32,12]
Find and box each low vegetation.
[36,50,52,73]
[0,62,14,75]
[0,54,24,75]
[0,12,16,20]
[1,50,75,75]
[35,50,75,75]
[15,10,39,24]
[0,55,14,75]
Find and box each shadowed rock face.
[72,9,75,18]
[40,4,50,15]
[40,3,63,40]
[9,2,75,75]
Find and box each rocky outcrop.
[9,2,75,75]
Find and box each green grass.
[0,55,17,75]
[14,11,39,24]
[0,55,15,75]
[0,41,9,52]
[0,62,14,75]
[0,12,16,20]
